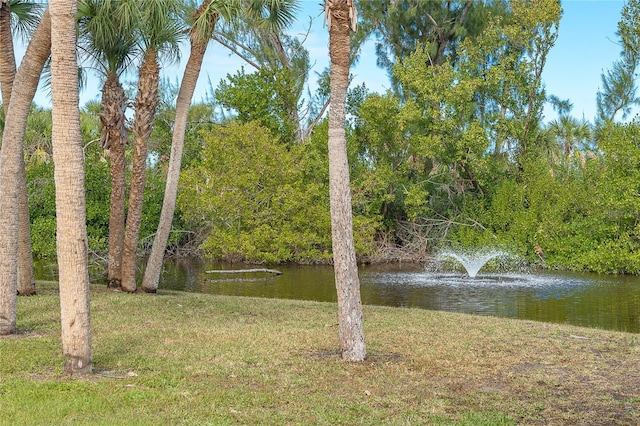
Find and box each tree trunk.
[0,8,51,335]
[327,0,366,362]
[121,48,160,292]
[141,36,208,293]
[0,0,15,108]
[0,0,36,296]
[101,73,128,290]
[50,0,92,375]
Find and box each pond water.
[35,259,640,333]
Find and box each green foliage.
[27,150,112,258]
[26,161,57,258]
[215,66,299,143]
[357,0,509,95]
[178,121,332,263]
[84,152,110,255]
[450,121,640,273]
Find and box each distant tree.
[356,0,509,96]
[596,58,639,124]
[547,115,592,158]
[178,121,331,263]
[212,1,314,142]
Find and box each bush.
[178,121,333,263]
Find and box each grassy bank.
[1,282,639,425]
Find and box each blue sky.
[17,1,627,123]
[543,1,624,121]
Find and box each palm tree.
[1,0,43,297]
[77,0,136,289]
[547,115,592,172]
[548,115,592,158]
[120,0,182,292]
[50,0,92,375]
[0,6,50,335]
[324,0,366,361]
[142,0,298,292]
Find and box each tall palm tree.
[77,0,136,289]
[0,6,50,335]
[142,0,298,292]
[120,0,182,292]
[324,0,366,361]
[50,0,92,375]
[1,0,43,297]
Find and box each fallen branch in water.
[205,268,282,275]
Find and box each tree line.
[7,0,640,272]
[18,0,640,273]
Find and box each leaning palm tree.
[324,0,366,361]
[142,0,298,292]
[77,0,137,289]
[120,0,182,292]
[0,6,50,335]
[50,0,92,375]
[1,0,44,297]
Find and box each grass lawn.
[1,281,639,425]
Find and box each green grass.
[1,281,639,425]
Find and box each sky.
[15,0,627,124]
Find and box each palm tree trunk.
[0,0,36,296]
[141,36,208,293]
[121,48,160,292]
[0,8,51,335]
[0,0,15,108]
[101,73,128,289]
[50,0,92,375]
[326,0,366,361]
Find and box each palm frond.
[134,0,185,64]
[245,0,299,31]
[8,0,44,43]
[77,0,139,76]
[190,0,239,45]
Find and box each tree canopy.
[6,0,640,274]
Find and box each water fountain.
[437,249,510,278]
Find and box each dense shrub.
[178,121,334,263]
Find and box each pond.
[35,258,640,333]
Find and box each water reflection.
[34,259,640,333]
